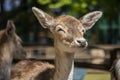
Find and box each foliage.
[37,0,98,16]
[37,0,120,19]
[37,0,72,8]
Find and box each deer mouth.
[79,42,88,48]
[79,44,87,48]
[69,41,88,48]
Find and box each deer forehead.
[55,15,84,35]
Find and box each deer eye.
[56,25,65,33]
[57,28,64,32]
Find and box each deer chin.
[78,43,88,48]
[57,44,86,53]
[70,45,87,52]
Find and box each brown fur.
[11,60,54,80]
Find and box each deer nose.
[76,39,87,47]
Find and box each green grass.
[84,73,111,80]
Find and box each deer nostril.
[77,40,81,44]
[76,40,87,46]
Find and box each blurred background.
[0,0,120,45]
[0,0,120,80]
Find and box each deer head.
[32,7,102,53]
[0,20,26,58]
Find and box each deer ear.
[80,11,103,30]
[32,7,54,29]
[6,20,15,36]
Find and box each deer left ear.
[6,20,15,36]
[32,7,54,29]
[80,11,103,30]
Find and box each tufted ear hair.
[6,20,16,36]
[80,11,103,30]
[32,7,54,29]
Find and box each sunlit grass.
[84,73,110,80]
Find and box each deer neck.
[53,40,74,80]
[0,43,13,80]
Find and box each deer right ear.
[80,11,103,30]
[32,7,54,29]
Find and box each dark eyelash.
[57,28,63,32]
[57,28,66,33]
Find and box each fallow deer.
[0,20,25,80]
[10,7,102,80]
